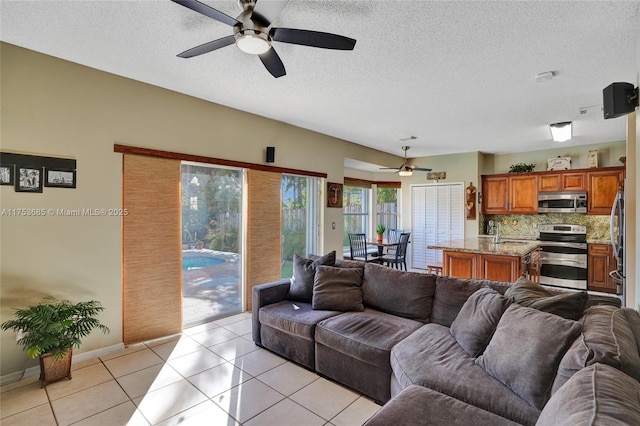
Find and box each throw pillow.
[505,276,588,320]
[538,363,640,426]
[288,251,336,302]
[450,287,512,357]
[312,265,364,312]
[476,304,582,409]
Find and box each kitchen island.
[428,238,540,282]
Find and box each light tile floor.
[0,312,381,426]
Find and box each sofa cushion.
[259,300,340,339]
[505,276,587,320]
[312,265,364,312]
[537,363,640,426]
[362,263,436,322]
[476,304,582,409]
[363,385,520,426]
[288,251,336,302]
[390,323,541,425]
[316,309,423,368]
[431,276,511,327]
[450,287,512,357]
[553,305,640,393]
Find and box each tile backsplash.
[482,213,611,241]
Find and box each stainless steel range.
[538,224,588,290]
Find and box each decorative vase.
[39,349,73,387]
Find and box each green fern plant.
[376,224,386,235]
[508,163,536,173]
[1,296,109,359]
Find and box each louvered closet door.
[411,183,464,270]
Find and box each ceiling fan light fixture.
[398,169,413,177]
[235,30,271,55]
[549,121,572,142]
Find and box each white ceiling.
[1,0,639,165]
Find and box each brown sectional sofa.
[251,258,640,425]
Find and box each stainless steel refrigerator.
[610,180,626,303]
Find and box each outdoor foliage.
[1,296,109,359]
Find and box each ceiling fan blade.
[270,28,356,50]
[411,167,433,172]
[177,35,236,58]
[259,48,286,78]
[379,167,401,170]
[251,0,289,26]
[171,0,240,27]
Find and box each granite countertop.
[428,238,540,257]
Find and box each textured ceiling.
[1,0,639,165]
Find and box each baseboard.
[0,343,125,385]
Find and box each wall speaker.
[266,146,275,163]
[603,82,638,119]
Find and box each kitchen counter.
[428,238,540,257]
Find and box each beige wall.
[0,43,400,376]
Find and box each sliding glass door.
[181,163,244,327]
[281,175,320,278]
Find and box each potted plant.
[376,224,386,243]
[508,163,536,173]
[1,296,110,387]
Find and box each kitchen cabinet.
[538,172,586,192]
[481,254,523,282]
[481,175,537,214]
[587,168,625,215]
[443,251,480,279]
[588,243,617,293]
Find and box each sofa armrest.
[251,279,291,345]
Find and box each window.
[281,175,321,277]
[343,185,371,250]
[376,187,399,231]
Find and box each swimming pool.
[182,256,225,270]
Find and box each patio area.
[182,249,242,327]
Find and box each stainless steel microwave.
[538,191,587,213]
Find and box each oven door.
[539,242,588,290]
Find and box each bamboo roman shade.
[246,169,282,311]
[122,154,182,344]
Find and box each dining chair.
[380,232,410,270]
[348,233,377,262]
[386,228,403,254]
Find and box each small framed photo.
[327,182,343,208]
[15,166,43,193]
[45,168,76,188]
[0,163,14,186]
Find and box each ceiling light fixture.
[235,30,271,55]
[398,169,413,177]
[549,121,572,142]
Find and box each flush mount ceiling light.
[549,121,572,142]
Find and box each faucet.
[493,222,501,243]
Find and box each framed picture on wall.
[15,166,43,193]
[0,163,14,186]
[327,182,343,208]
[45,168,76,188]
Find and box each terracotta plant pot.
[39,349,72,388]
[377,234,383,244]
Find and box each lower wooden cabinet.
[443,250,533,282]
[588,243,617,293]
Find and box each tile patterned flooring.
[0,313,381,425]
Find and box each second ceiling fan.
[380,146,432,176]
[171,0,357,78]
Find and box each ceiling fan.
[170,0,357,78]
[380,146,432,176]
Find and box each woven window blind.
[246,169,282,310]
[122,154,182,344]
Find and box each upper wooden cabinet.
[538,172,586,192]
[481,174,537,214]
[587,168,625,214]
[482,166,624,215]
